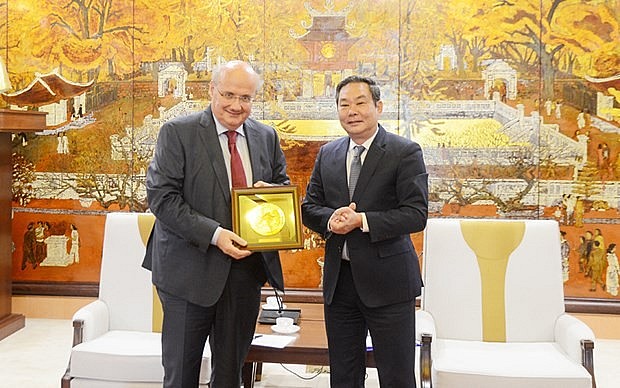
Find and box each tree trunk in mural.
[468,37,489,73]
[541,47,558,101]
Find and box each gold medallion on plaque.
[232,186,303,251]
[246,202,286,236]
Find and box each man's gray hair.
[211,60,263,91]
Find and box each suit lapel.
[244,120,260,182]
[351,126,386,203]
[199,107,231,201]
[333,138,350,203]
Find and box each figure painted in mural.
[62,133,69,154]
[593,228,605,255]
[606,243,619,296]
[21,222,36,270]
[544,99,553,116]
[34,221,49,267]
[588,240,606,292]
[577,235,587,274]
[302,75,428,387]
[560,230,570,283]
[560,193,575,225]
[554,100,562,119]
[582,230,594,276]
[68,224,79,264]
[18,132,27,147]
[56,133,63,154]
[143,60,290,388]
[577,110,586,130]
[600,142,611,180]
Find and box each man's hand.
[329,203,362,235]
[218,181,272,259]
[216,229,252,260]
[253,180,272,187]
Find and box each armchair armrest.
[72,299,110,344]
[554,313,595,363]
[555,313,596,388]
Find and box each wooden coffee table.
[242,303,375,387]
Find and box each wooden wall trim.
[565,297,620,315]
[12,281,99,297]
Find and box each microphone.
[273,287,284,315]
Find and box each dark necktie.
[225,131,247,188]
[349,145,364,200]
[342,145,365,261]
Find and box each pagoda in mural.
[1,71,93,127]
[291,0,360,98]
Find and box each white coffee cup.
[265,296,279,308]
[275,317,294,328]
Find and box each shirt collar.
[213,114,245,137]
[349,125,378,152]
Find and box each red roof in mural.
[1,71,94,107]
[585,73,620,90]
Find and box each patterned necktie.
[225,131,247,188]
[348,145,364,200]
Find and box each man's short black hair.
[335,75,381,105]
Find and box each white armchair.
[417,218,595,388]
[61,212,211,387]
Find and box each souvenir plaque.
[231,185,303,251]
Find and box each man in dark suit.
[302,75,428,387]
[143,60,290,388]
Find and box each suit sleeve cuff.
[360,212,369,232]
[211,226,223,245]
[327,211,336,232]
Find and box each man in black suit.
[143,60,290,387]
[302,75,428,387]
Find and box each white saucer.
[262,304,287,310]
[271,324,300,334]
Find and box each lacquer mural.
[3,0,619,308]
